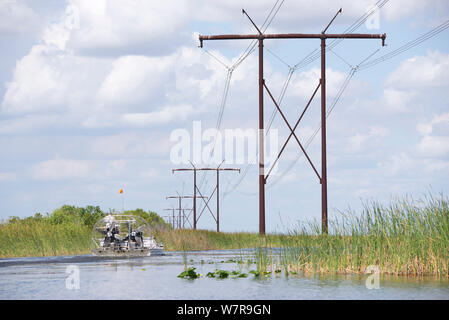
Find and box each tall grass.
[0,205,171,258]
[154,228,290,251]
[253,194,449,277]
[1,195,448,278]
[0,219,91,257]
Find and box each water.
[0,249,448,300]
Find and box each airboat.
[92,214,164,257]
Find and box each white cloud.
[0,0,40,35]
[66,0,190,54]
[416,112,449,157]
[382,0,449,25]
[31,158,142,181]
[140,168,159,179]
[122,105,196,126]
[89,133,170,158]
[32,158,93,180]
[377,153,415,175]
[382,88,414,112]
[386,51,449,89]
[97,55,173,109]
[417,112,449,136]
[290,67,348,99]
[417,135,449,157]
[355,51,449,115]
[1,44,109,115]
[349,125,389,150]
[104,160,127,177]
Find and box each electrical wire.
[358,19,449,70]
[221,0,391,198]
[196,0,287,209]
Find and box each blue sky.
[0,0,448,233]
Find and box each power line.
[231,0,286,70]
[359,19,449,70]
[254,15,449,189]
[292,0,389,71]
[267,46,382,188]
[222,2,389,198]
[196,0,287,207]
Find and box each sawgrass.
[251,194,449,277]
[0,205,171,258]
[1,194,448,279]
[0,219,91,258]
[154,228,291,251]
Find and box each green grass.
[0,219,91,257]
[1,194,448,278]
[0,205,171,258]
[153,228,291,252]
[250,194,449,277]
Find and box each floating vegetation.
[205,269,248,279]
[178,267,201,279]
[249,270,272,278]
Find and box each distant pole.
[166,194,206,229]
[216,169,219,232]
[193,167,197,229]
[173,166,239,231]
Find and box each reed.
[252,194,449,277]
[0,219,91,258]
[1,194,447,279]
[0,205,171,258]
[154,228,290,251]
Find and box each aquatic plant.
[205,269,248,279]
[249,270,271,278]
[177,267,201,279]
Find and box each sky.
[0,0,448,233]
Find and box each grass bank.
[248,194,449,277]
[1,194,448,278]
[0,205,171,258]
[0,219,91,257]
[153,229,291,251]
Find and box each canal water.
[0,249,448,299]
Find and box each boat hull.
[92,248,164,257]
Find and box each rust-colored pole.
[193,168,197,229]
[259,37,266,235]
[321,36,328,234]
[216,169,219,232]
[178,197,181,229]
[182,209,185,228]
[199,18,385,236]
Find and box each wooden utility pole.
[199,8,386,234]
[166,195,206,229]
[172,164,240,231]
